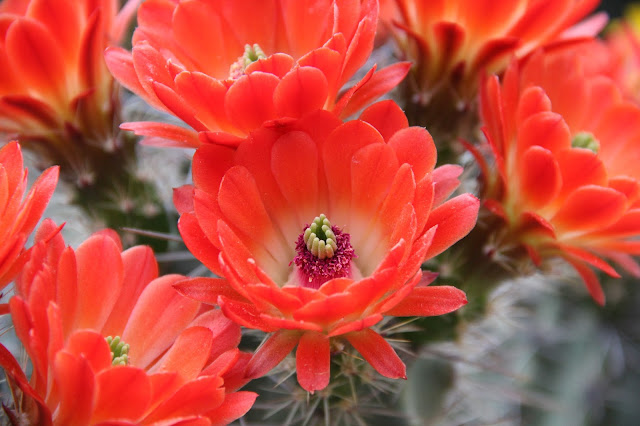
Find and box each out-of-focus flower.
[1,220,256,424]
[387,0,603,136]
[105,0,410,148]
[0,0,143,185]
[601,5,640,102]
[476,47,640,305]
[174,102,479,392]
[0,141,57,298]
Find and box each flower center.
[293,214,355,289]
[106,335,130,366]
[571,131,600,153]
[229,43,266,79]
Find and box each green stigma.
[303,214,338,259]
[229,43,267,79]
[106,336,130,366]
[571,131,600,153]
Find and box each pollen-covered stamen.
[572,131,600,153]
[106,335,130,366]
[228,43,267,79]
[293,214,355,289]
[303,214,339,259]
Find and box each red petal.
[293,292,363,325]
[516,112,571,155]
[174,71,233,133]
[224,72,279,134]
[246,330,302,378]
[65,330,112,373]
[121,121,200,149]
[153,326,213,381]
[18,165,59,234]
[123,275,201,370]
[173,277,245,305]
[6,18,66,103]
[424,194,480,259]
[178,212,223,276]
[102,245,158,337]
[295,331,330,393]
[340,62,411,118]
[558,245,620,278]
[205,391,258,426]
[152,81,204,131]
[92,366,152,423]
[350,143,400,234]
[552,186,627,231]
[518,146,561,209]
[323,119,385,218]
[359,99,408,142]
[345,328,406,379]
[104,46,146,99]
[432,164,463,206]
[271,130,319,222]
[340,1,377,87]
[328,313,383,337]
[144,376,225,423]
[189,309,242,361]
[74,235,124,331]
[53,352,95,425]
[388,126,437,179]
[563,256,605,305]
[218,297,278,332]
[274,66,329,118]
[556,148,607,199]
[246,53,295,78]
[297,47,342,104]
[384,286,467,317]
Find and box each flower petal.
[424,194,480,259]
[296,331,330,393]
[246,329,302,379]
[552,186,627,231]
[345,328,406,379]
[123,275,201,370]
[384,285,467,317]
[274,66,329,118]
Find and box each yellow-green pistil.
[303,214,339,259]
[229,43,267,79]
[106,335,130,366]
[572,131,600,153]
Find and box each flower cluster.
[1,0,640,423]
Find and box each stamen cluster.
[293,215,355,289]
[303,214,339,259]
[106,335,130,366]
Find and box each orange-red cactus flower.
[104,0,410,148]
[0,141,57,298]
[389,0,602,112]
[174,101,480,392]
[476,47,640,305]
[2,219,257,424]
[0,0,142,183]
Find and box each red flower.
[0,0,143,182]
[0,141,57,298]
[105,0,410,148]
[477,46,640,305]
[2,220,256,424]
[175,101,479,392]
[390,0,602,102]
